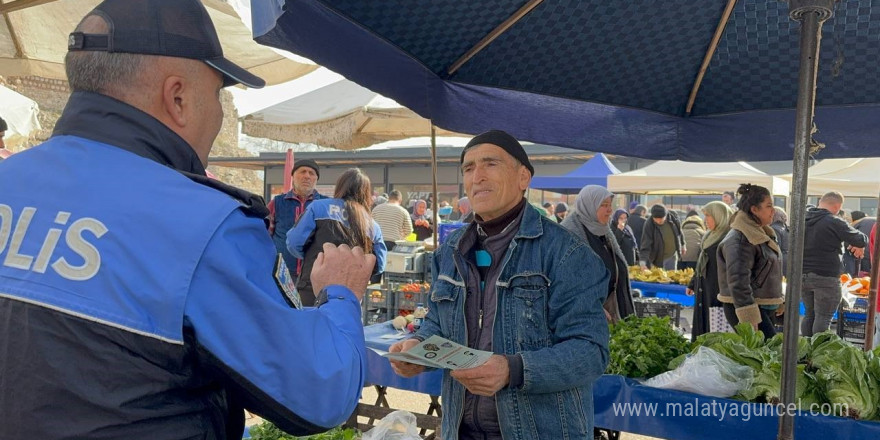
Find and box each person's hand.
[681,245,687,256]
[389,339,426,378]
[311,243,376,301]
[604,308,613,323]
[685,288,694,296]
[450,355,510,396]
[849,246,865,259]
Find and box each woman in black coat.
[611,209,639,266]
[687,201,734,340]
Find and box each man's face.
[652,217,666,225]
[461,144,530,222]
[722,194,734,205]
[292,167,317,196]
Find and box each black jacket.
[770,221,789,276]
[639,213,684,268]
[627,214,646,249]
[612,226,639,266]
[803,208,867,277]
[688,241,721,340]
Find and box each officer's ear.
[161,74,188,129]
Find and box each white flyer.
[381,335,493,370]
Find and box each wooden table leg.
[368,385,390,424]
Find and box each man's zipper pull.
[478,309,484,329]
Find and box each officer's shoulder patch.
[274,254,302,309]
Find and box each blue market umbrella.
[251,1,878,438]
[529,153,621,194]
[253,0,880,161]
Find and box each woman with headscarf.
[611,209,638,266]
[686,201,734,340]
[561,185,635,322]
[411,199,433,241]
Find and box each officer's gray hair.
[65,51,145,94]
[64,14,145,95]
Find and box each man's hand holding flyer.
[380,335,493,370]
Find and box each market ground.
[245,386,661,439]
[357,386,661,440]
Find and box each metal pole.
[865,220,879,349]
[431,124,439,247]
[779,2,835,439]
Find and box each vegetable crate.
[384,272,424,285]
[633,298,682,325]
[395,289,430,315]
[362,285,394,326]
[837,304,867,347]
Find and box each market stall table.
[631,281,693,306]
[594,375,880,440]
[359,325,880,440]
[357,323,442,437]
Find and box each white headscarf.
[561,185,628,264]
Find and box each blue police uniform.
[0,92,365,439]
[287,198,387,305]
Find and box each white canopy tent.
[0,84,40,148]
[231,68,467,150]
[607,160,790,196]
[777,158,880,197]
[0,0,316,85]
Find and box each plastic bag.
[362,410,421,440]
[644,346,754,398]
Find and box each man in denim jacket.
[390,130,610,440]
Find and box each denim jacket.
[416,205,610,440]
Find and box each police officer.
[0,1,373,438]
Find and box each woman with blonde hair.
[288,168,386,306]
[687,201,734,340]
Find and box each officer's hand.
[311,243,376,301]
[450,355,510,396]
[389,339,426,378]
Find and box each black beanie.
[0,116,7,132]
[555,202,568,213]
[292,159,320,179]
[650,204,667,219]
[852,210,867,222]
[461,130,534,176]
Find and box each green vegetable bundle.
[248,423,359,440]
[676,324,880,421]
[607,315,690,379]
